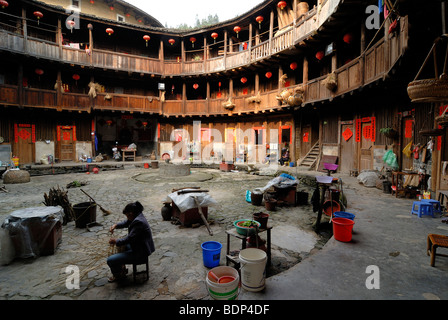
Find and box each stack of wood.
[43,186,75,225]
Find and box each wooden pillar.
[88,23,93,65]
[18,64,23,107]
[303,56,308,84]
[360,22,366,86]
[22,8,27,52]
[56,70,62,108]
[224,30,228,70]
[182,82,186,114]
[57,19,63,60]
[229,78,233,99]
[206,81,210,114]
[255,73,259,95]
[181,39,185,72]
[248,23,253,61]
[269,9,274,54]
[203,36,207,71]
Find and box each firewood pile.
[43,186,75,225]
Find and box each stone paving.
[0,163,328,300]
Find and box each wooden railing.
[0,0,409,115]
[0,0,338,76]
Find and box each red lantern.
[35,68,43,81]
[211,32,218,43]
[34,11,43,25]
[89,0,94,4]
[142,121,148,127]
[234,26,241,38]
[343,33,353,44]
[315,51,324,61]
[72,74,80,81]
[256,16,263,29]
[240,77,247,84]
[190,37,196,48]
[290,62,298,70]
[106,120,113,126]
[143,35,150,47]
[0,0,9,9]
[193,83,199,90]
[67,20,75,33]
[106,28,114,36]
[265,72,272,79]
[277,1,287,10]
[169,38,175,45]
[109,5,114,10]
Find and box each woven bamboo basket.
[408,74,448,103]
[408,35,448,103]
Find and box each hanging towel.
[402,141,412,158]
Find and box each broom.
[80,189,112,216]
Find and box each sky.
[124,0,264,28]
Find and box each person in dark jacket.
[107,201,155,282]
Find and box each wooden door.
[340,122,355,173]
[358,119,374,171]
[15,124,34,164]
[59,126,75,161]
[401,117,414,170]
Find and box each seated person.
[278,148,290,166]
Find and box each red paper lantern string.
[315,51,324,61]
[256,16,263,29]
[277,1,287,10]
[34,11,43,25]
[67,20,75,33]
[234,26,241,38]
[190,37,196,48]
[290,62,298,70]
[211,32,218,43]
[143,35,150,47]
[0,0,9,9]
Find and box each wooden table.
[225,226,272,271]
[122,149,136,162]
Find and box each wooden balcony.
[0,0,338,76]
[0,0,409,115]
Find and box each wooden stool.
[132,258,149,282]
[427,234,448,267]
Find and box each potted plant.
[380,127,398,139]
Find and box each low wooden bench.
[427,234,448,267]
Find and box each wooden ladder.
[298,141,320,170]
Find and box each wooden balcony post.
[22,8,27,53]
[203,36,207,72]
[88,23,93,65]
[56,70,62,108]
[18,64,23,107]
[248,23,253,61]
[57,18,62,60]
[303,56,308,84]
[269,9,274,54]
[224,30,228,70]
[182,82,186,114]
[181,39,185,72]
[206,81,210,115]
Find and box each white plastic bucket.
[239,248,267,292]
[206,266,240,300]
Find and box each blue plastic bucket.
[201,241,222,268]
[333,211,355,221]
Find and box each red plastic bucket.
[332,217,354,242]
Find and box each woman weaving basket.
[107,201,155,282]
